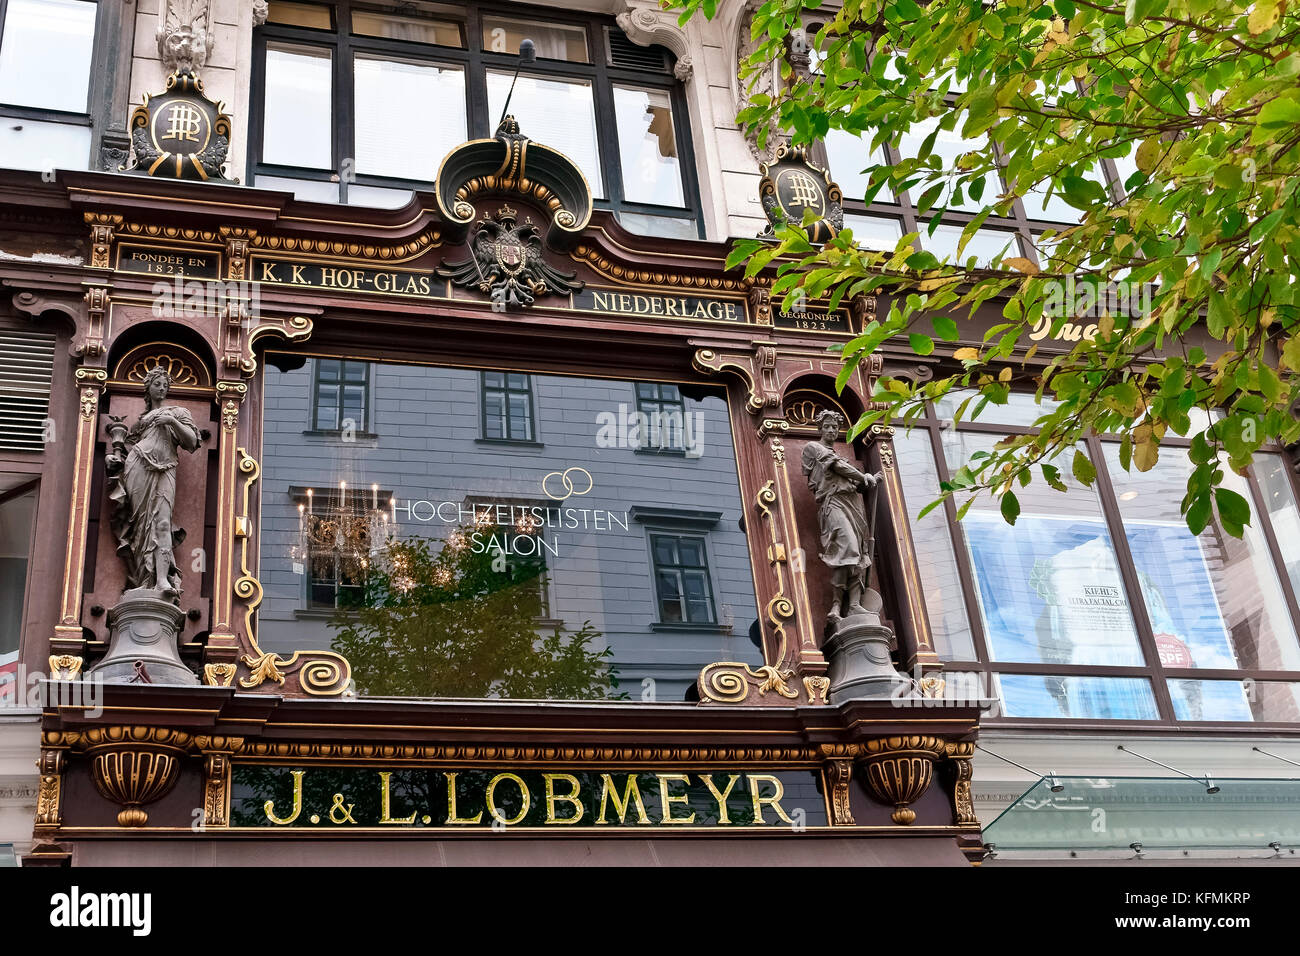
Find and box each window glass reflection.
[0,0,95,113]
[263,44,334,169]
[824,129,892,203]
[613,85,683,207]
[946,434,1147,668]
[259,358,762,701]
[481,15,588,62]
[354,56,465,180]
[486,71,602,196]
[0,487,35,705]
[892,428,976,660]
[1169,680,1300,722]
[998,674,1159,719]
[1104,447,1300,671]
[1256,452,1300,600]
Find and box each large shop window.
[0,0,97,171]
[0,483,36,704]
[895,392,1300,725]
[252,0,702,237]
[260,356,761,701]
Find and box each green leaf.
[909,333,936,355]
[1000,490,1021,525]
[1215,487,1251,538]
[932,314,959,341]
[1071,448,1097,486]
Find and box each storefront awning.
[984,776,1300,852]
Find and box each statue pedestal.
[823,610,916,703]
[90,589,198,685]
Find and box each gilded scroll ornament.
[697,661,799,704]
[49,655,83,680]
[230,449,352,696]
[802,675,830,705]
[202,662,237,687]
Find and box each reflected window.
[481,14,587,62]
[262,44,334,169]
[633,383,686,453]
[651,533,716,625]
[824,129,892,203]
[480,371,534,442]
[923,225,1020,268]
[892,428,976,660]
[312,359,369,432]
[353,56,465,180]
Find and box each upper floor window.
[480,370,534,442]
[312,358,370,432]
[252,0,702,237]
[0,0,97,172]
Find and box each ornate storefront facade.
[0,0,1297,866]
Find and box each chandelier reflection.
[291,481,400,588]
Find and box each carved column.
[819,743,863,825]
[195,735,244,828]
[862,420,942,674]
[205,380,247,670]
[85,214,122,271]
[52,366,108,658]
[945,741,979,827]
[34,731,80,831]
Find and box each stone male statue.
[105,366,202,602]
[801,409,881,627]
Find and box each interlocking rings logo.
[542,466,594,501]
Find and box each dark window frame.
[633,381,688,454]
[900,391,1300,729]
[479,369,535,443]
[648,529,718,627]
[249,0,704,235]
[311,357,371,432]
[0,0,105,169]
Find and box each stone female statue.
[801,409,881,628]
[105,367,202,602]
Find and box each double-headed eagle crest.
[436,204,584,308]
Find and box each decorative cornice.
[572,246,744,291]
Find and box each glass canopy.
[984,776,1300,851]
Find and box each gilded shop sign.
[245,255,749,321]
[231,766,828,828]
